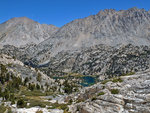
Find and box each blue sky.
[0,0,150,27]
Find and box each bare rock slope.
[36,7,150,57]
[17,7,150,66]
[69,70,150,113]
[0,17,58,47]
[0,53,54,86]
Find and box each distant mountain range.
[0,7,150,78]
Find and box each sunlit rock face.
[23,7,150,66]
[69,70,150,113]
[0,17,58,47]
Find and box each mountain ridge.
[0,7,150,78]
[0,17,59,47]
[24,7,150,65]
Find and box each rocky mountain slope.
[30,7,150,61]
[0,8,150,78]
[67,69,150,113]
[0,53,54,87]
[38,44,150,79]
[0,17,58,47]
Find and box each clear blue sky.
[0,0,150,27]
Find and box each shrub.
[37,73,42,82]
[0,87,2,97]
[110,89,119,94]
[36,110,43,113]
[36,84,41,90]
[17,99,27,108]
[98,92,105,96]
[63,80,73,94]
[91,96,97,101]
[11,100,15,105]
[24,77,29,85]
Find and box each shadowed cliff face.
[0,17,59,47]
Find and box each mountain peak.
[7,17,36,24]
[0,17,59,47]
[97,9,116,15]
[128,7,139,11]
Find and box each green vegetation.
[91,96,97,101]
[37,73,42,82]
[24,77,29,85]
[17,99,27,108]
[63,80,79,94]
[101,77,123,85]
[20,90,53,96]
[0,64,7,75]
[122,72,135,76]
[76,98,85,103]
[110,89,119,94]
[101,79,111,84]
[48,102,69,111]
[27,100,47,108]
[97,91,105,96]
[112,78,123,83]
[0,105,12,113]
[36,110,43,113]
[0,105,6,113]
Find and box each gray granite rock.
[68,70,150,113]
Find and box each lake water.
[80,76,96,87]
[53,76,97,87]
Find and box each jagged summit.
[1,8,150,64]
[35,7,150,57]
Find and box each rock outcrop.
[69,70,150,113]
[0,53,54,86]
[35,44,150,79]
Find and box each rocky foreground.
[68,70,150,113]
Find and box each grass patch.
[36,110,43,113]
[97,92,105,96]
[21,90,45,96]
[0,105,12,113]
[27,99,50,108]
[122,72,135,76]
[110,89,119,94]
[21,90,53,96]
[0,105,6,113]
[26,98,69,111]
[112,78,123,83]
[101,79,111,84]
[48,102,69,111]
